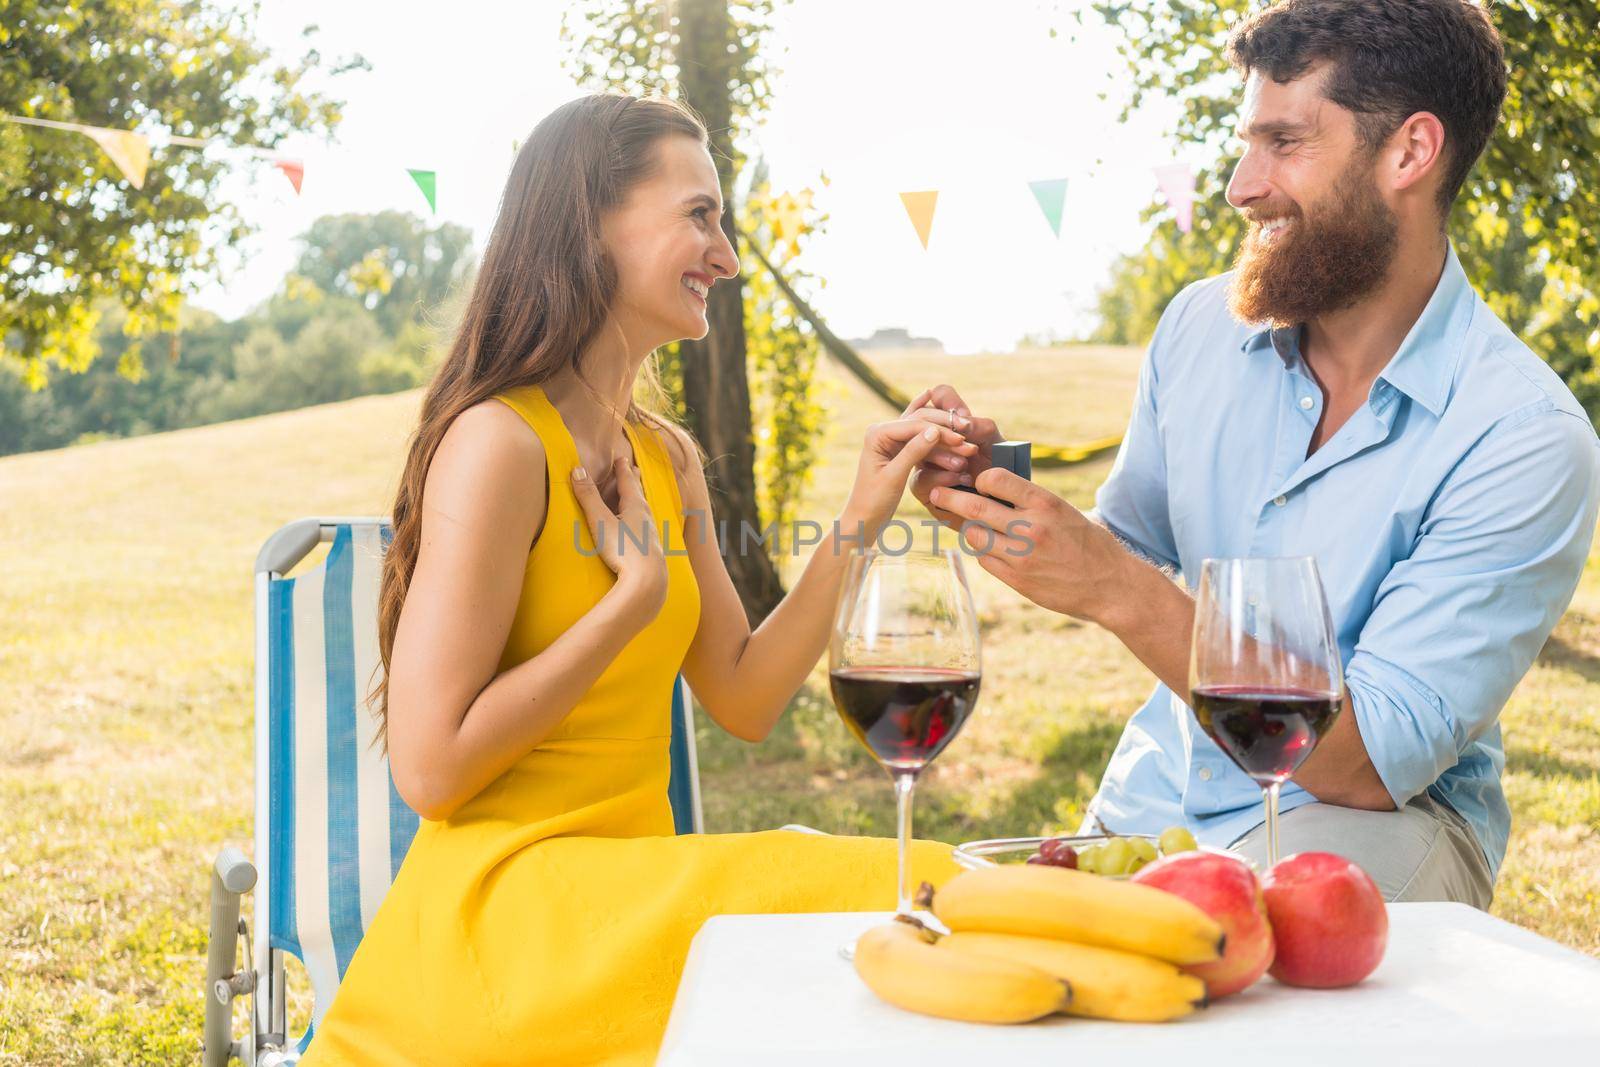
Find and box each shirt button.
[1299,396,1315,410]
[1273,494,1287,507]
[1198,767,1213,781]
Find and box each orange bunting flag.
[83,127,150,189]
[273,159,305,195]
[899,190,939,250]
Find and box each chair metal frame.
[202,517,704,1065]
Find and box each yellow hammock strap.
[1033,436,1124,468]
[742,232,1125,470]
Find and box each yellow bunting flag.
[82,127,151,189]
[899,190,938,250]
[273,159,304,195]
[2,114,151,189]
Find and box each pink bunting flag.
[1153,164,1196,233]
[273,158,305,195]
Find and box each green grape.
[1100,838,1136,875]
[1077,845,1102,875]
[1158,826,1199,855]
[1130,838,1159,863]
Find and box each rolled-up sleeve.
[1092,283,1205,570]
[1347,405,1600,806]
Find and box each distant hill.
[846,327,944,352]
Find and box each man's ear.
[1387,111,1447,199]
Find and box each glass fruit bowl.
[952,833,1243,879]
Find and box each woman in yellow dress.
[300,93,980,1065]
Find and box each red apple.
[1130,850,1275,998]
[1261,852,1387,988]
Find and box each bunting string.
[4,112,1195,240]
[0,112,438,208]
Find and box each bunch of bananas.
[853,865,1224,1025]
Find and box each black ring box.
[952,440,1031,508]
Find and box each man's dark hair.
[1227,0,1507,214]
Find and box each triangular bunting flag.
[83,127,150,189]
[1153,163,1196,234]
[273,158,304,195]
[899,190,938,250]
[1028,178,1069,237]
[408,168,437,214]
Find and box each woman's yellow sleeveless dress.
[302,384,959,1066]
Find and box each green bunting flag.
[408,168,437,213]
[1028,178,1068,237]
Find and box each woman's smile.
[682,272,712,306]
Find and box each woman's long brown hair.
[369,92,707,744]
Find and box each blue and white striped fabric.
[262,521,699,1049]
[266,523,415,1049]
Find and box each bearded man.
[910,0,1599,905]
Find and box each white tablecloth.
[658,903,1600,1066]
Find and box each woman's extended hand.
[904,385,1005,529]
[571,457,668,616]
[841,412,978,543]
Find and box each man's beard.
[1226,156,1400,329]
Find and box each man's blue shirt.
[1087,244,1600,876]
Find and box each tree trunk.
[675,0,785,624]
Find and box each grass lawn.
[2,344,1596,1063]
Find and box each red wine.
[1191,685,1340,784]
[829,667,981,771]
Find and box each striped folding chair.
[202,517,704,1066]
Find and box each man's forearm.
[1291,704,1395,809]
[1090,551,1393,810]
[1089,552,1195,698]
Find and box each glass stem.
[893,770,917,916]
[1263,780,1282,867]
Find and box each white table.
[658,904,1600,1065]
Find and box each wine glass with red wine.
[830,548,981,917]
[1190,557,1343,866]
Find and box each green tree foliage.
[741,175,828,546]
[0,212,470,455]
[560,0,779,157]
[292,210,474,336]
[1086,0,1600,416]
[0,0,361,390]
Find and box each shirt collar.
[1237,243,1476,418]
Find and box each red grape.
[1030,838,1079,868]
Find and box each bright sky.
[194,0,1212,352]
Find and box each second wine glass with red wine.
[830,548,981,917]
[1190,556,1344,866]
